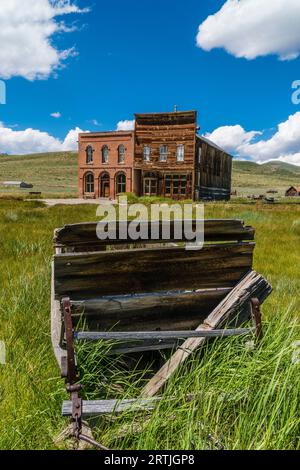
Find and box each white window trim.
[176,144,185,162]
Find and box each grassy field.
[0,198,299,450]
[1,151,300,198]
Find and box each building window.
[176,144,185,162]
[159,145,168,162]
[85,172,94,193]
[165,175,172,195]
[144,173,157,196]
[164,174,187,197]
[102,145,109,164]
[116,173,126,194]
[118,145,125,164]
[144,146,151,162]
[86,145,93,164]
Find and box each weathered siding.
[134,111,197,199]
[195,137,232,201]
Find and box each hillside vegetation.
[0,152,78,197]
[1,152,300,197]
[232,160,300,196]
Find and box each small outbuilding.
[285,186,300,197]
[2,181,33,189]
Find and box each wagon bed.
[51,219,272,448]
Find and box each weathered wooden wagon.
[51,220,272,448]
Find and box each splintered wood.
[141,271,272,398]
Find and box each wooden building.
[78,110,233,200]
[285,186,300,197]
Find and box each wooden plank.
[51,260,66,368]
[54,220,255,248]
[54,243,255,298]
[75,327,254,341]
[70,288,231,331]
[141,271,272,398]
[62,398,161,417]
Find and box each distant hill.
[232,160,300,196]
[0,152,78,196]
[233,160,300,175]
[1,152,300,197]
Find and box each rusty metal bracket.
[61,297,109,450]
[250,297,263,340]
[62,297,82,438]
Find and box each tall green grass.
[0,199,299,449]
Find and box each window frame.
[84,172,94,193]
[164,174,187,197]
[116,172,126,195]
[143,145,151,162]
[86,145,94,164]
[176,144,185,162]
[118,144,126,164]
[102,145,109,164]
[159,145,168,162]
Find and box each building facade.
[78,110,232,200]
[78,131,134,199]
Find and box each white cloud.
[205,125,261,154]
[0,122,85,154]
[0,0,88,80]
[61,127,85,151]
[51,112,61,118]
[197,0,300,61]
[116,120,135,131]
[205,112,300,166]
[90,119,101,127]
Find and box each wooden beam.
[141,271,272,398]
[62,398,161,417]
[74,327,254,341]
[54,243,255,298]
[70,288,231,332]
[54,219,255,249]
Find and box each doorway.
[100,173,110,198]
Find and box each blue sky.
[0,0,300,163]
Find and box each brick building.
[78,110,232,200]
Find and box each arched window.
[176,144,185,162]
[85,172,94,193]
[86,145,94,164]
[159,145,168,162]
[143,146,151,162]
[116,173,126,194]
[118,145,125,164]
[102,145,109,163]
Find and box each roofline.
[197,134,233,157]
[79,130,134,138]
[135,110,197,118]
